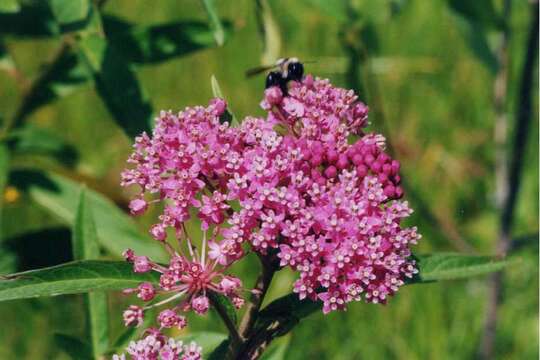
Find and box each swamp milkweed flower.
[116,73,420,358]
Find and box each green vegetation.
[0,0,537,359]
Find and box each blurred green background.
[0,0,537,359]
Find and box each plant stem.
[209,292,242,348]
[238,254,275,338]
[479,2,538,358]
[228,254,275,358]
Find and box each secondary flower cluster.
[118,74,420,358]
[112,329,202,360]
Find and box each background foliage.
[0,0,537,359]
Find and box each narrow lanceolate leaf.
[410,252,512,282]
[256,0,281,65]
[0,2,59,37]
[201,0,226,46]
[0,0,19,14]
[255,252,512,338]
[447,0,503,30]
[11,170,167,262]
[260,337,290,360]
[0,260,159,302]
[73,189,109,358]
[14,50,90,123]
[451,14,498,74]
[54,333,93,360]
[208,339,230,360]
[103,16,231,64]
[73,189,100,259]
[49,0,91,32]
[79,33,153,138]
[8,124,79,167]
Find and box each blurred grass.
[0,0,537,359]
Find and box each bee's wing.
[245,65,276,77]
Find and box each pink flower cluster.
[118,73,420,357]
[113,329,202,360]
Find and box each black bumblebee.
[246,57,305,94]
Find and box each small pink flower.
[157,309,186,329]
[191,295,210,315]
[150,223,167,241]
[219,276,241,294]
[123,305,143,327]
[283,97,304,117]
[182,341,203,360]
[129,198,147,216]
[208,241,229,265]
[232,296,245,309]
[264,86,283,106]
[210,97,227,116]
[133,255,152,273]
[137,282,156,301]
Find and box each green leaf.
[14,50,90,123]
[254,252,512,338]
[207,338,230,360]
[178,332,227,357]
[447,0,503,30]
[7,124,79,167]
[259,293,320,321]
[0,260,159,302]
[255,0,281,65]
[103,16,232,64]
[107,326,137,354]
[0,2,59,37]
[201,0,226,46]
[79,33,153,138]
[211,74,225,99]
[410,252,512,282]
[73,188,100,260]
[208,291,237,325]
[259,336,290,360]
[73,189,109,358]
[49,0,91,32]
[452,14,498,74]
[210,75,236,124]
[0,0,19,14]
[54,333,93,360]
[11,170,167,262]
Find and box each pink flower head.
[119,73,419,341]
[115,332,201,360]
[123,305,144,327]
[191,295,210,315]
